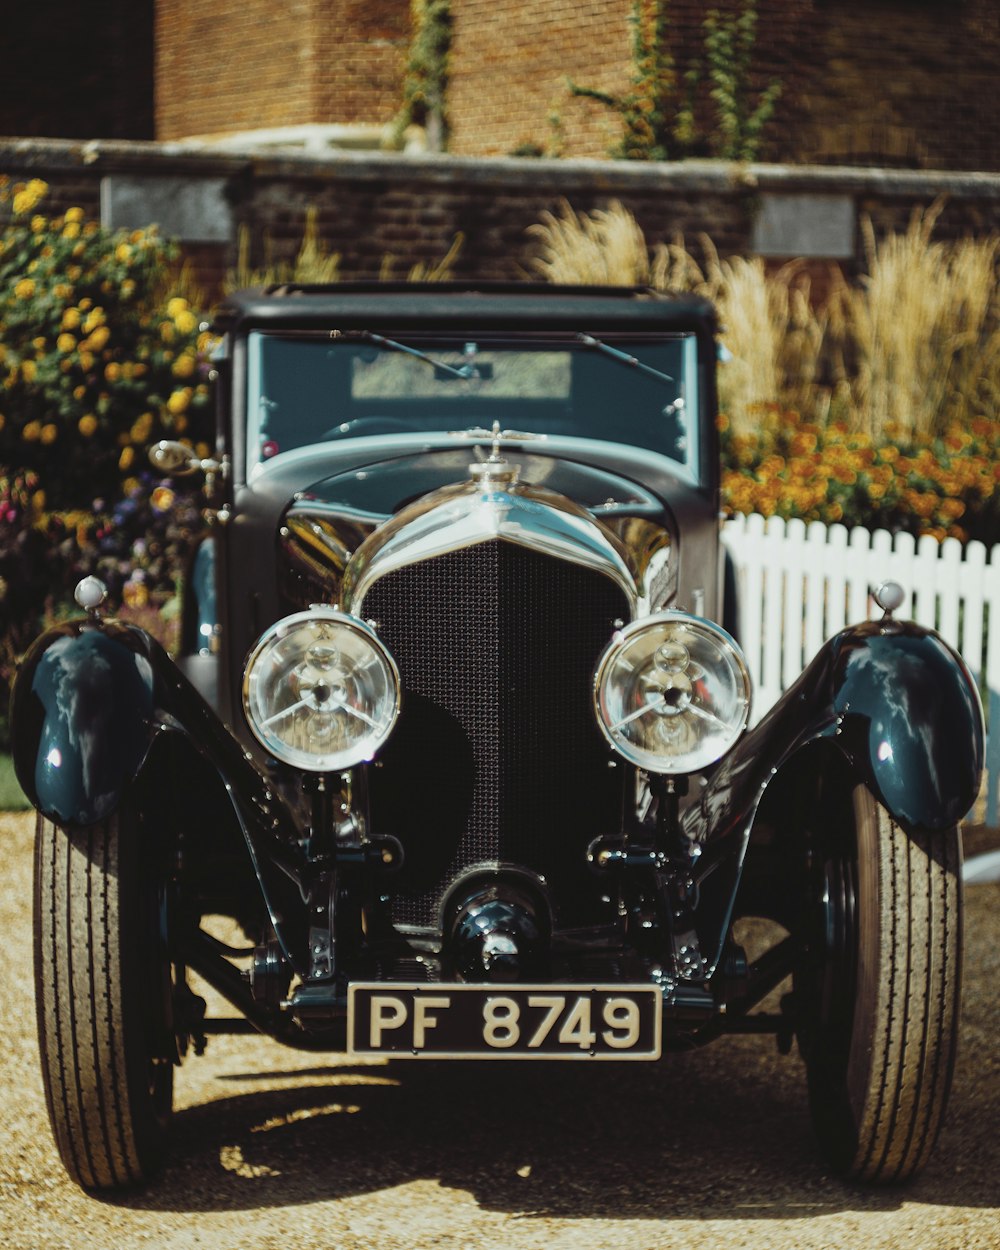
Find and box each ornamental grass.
[528,199,1000,446]
[529,199,1000,544]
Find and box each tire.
[33,803,175,1190]
[798,783,962,1183]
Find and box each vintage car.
[12,283,984,1191]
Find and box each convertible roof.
[213,282,718,337]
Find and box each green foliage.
[226,207,341,291]
[570,0,675,161]
[702,5,782,161]
[0,177,213,510]
[392,0,452,151]
[0,177,213,746]
[571,0,780,162]
[0,753,28,810]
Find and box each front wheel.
[33,803,175,1189]
[798,784,962,1183]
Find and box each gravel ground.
[1,810,998,1250]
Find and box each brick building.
[2,2,1000,173]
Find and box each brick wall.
[4,3,1000,173]
[156,0,317,138]
[313,1,410,127]
[447,0,1000,172]
[155,0,409,140]
[4,141,1000,306]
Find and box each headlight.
[243,608,400,771]
[594,613,750,774]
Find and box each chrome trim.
[345,474,639,614]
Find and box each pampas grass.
[527,198,1000,442]
[826,201,1000,439]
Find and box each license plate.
[347,983,662,1059]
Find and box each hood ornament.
[468,421,521,490]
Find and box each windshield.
[246,331,700,477]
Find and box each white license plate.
[347,983,662,1059]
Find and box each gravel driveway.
[1,810,997,1250]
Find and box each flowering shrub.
[0,178,215,746]
[0,177,214,508]
[0,465,202,745]
[721,406,1000,546]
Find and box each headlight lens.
[594,613,751,774]
[243,608,400,771]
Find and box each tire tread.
[34,813,164,1189]
[849,802,960,1183]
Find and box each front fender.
[692,617,984,852]
[11,620,155,825]
[12,616,312,973]
[685,617,984,972]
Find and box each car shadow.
[110,1029,997,1219]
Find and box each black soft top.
[214,282,718,338]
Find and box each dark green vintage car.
[12,284,983,1189]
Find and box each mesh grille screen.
[364,542,629,928]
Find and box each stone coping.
[3,136,1000,200]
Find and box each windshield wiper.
[350,330,477,380]
[577,333,675,386]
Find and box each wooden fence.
[721,514,1000,826]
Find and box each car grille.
[363,541,630,930]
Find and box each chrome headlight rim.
[243,606,401,772]
[593,611,751,775]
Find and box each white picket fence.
[721,514,1000,826]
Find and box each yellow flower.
[174,309,198,335]
[53,283,73,301]
[86,325,110,352]
[14,278,35,300]
[78,414,98,437]
[57,333,76,353]
[32,336,46,351]
[40,423,58,445]
[83,307,105,333]
[12,178,48,215]
[160,321,176,343]
[166,388,191,415]
[151,486,175,512]
[79,351,95,371]
[172,353,196,378]
[115,242,132,263]
[30,215,46,233]
[123,476,140,495]
[167,297,189,318]
[121,279,136,298]
[122,580,149,609]
[119,447,135,471]
[72,384,87,400]
[21,360,37,382]
[66,265,82,281]
[62,221,81,241]
[32,489,45,510]
[22,420,41,442]
[78,298,93,312]
[104,362,121,383]
[65,206,84,224]
[130,412,153,442]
